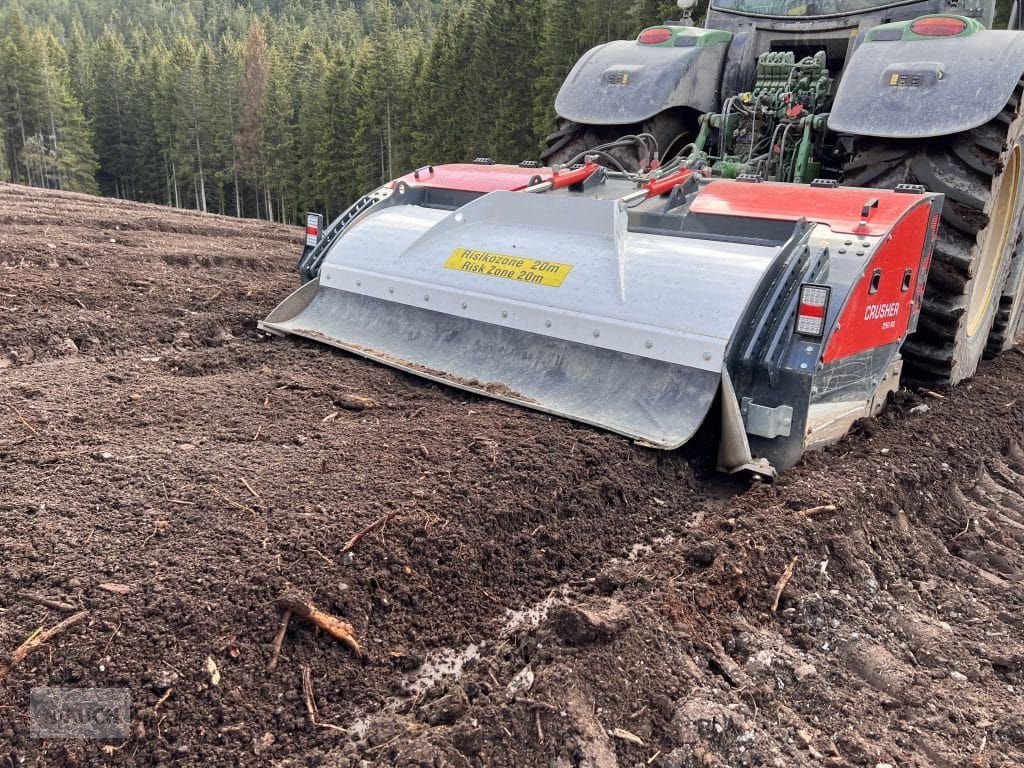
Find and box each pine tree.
[411,0,487,166]
[314,49,358,216]
[292,43,329,217]
[165,36,211,211]
[125,30,168,203]
[263,48,296,222]
[0,4,48,186]
[0,111,8,181]
[0,4,96,191]
[350,0,418,191]
[212,37,244,216]
[38,29,99,193]
[532,0,584,142]
[236,20,270,216]
[472,0,545,162]
[65,17,94,115]
[148,42,183,207]
[90,27,133,196]
[0,0,682,217]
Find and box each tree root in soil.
[275,593,362,658]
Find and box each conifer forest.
[0,0,681,222]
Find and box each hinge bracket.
[740,398,794,438]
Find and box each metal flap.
[261,285,721,449]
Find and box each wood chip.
[98,583,132,595]
[335,393,378,411]
[205,656,221,686]
[771,556,798,613]
[609,727,645,746]
[800,504,837,518]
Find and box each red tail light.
[796,284,831,338]
[909,16,966,36]
[638,28,672,45]
[305,212,323,248]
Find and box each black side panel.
[725,231,837,471]
[810,344,900,409]
[746,371,813,471]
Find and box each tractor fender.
[829,29,1024,139]
[553,32,730,126]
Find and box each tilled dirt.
[1,181,1024,767]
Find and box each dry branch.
[301,665,347,732]
[5,404,40,437]
[23,593,77,612]
[275,593,362,658]
[207,486,257,518]
[267,609,291,671]
[771,557,798,614]
[799,504,837,518]
[341,511,398,554]
[0,610,89,680]
[241,477,261,501]
[154,688,174,712]
[301,664,318,720]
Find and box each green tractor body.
[544,0,1024,383]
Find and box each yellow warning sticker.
[444,248,573,288]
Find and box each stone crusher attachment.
[260,163,942,476]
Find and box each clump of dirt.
[1,181,1023,767]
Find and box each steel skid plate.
[260,190,782,448]
[263,282,720,447]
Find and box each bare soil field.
[2,181,1024,767]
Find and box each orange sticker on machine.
[444,248,573,287]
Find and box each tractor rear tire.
[987,231,1024,354]
[541,112,690,170]
[844,88,1024,385]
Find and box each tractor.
[541,0,1024,383]
[262,0,1024,475]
